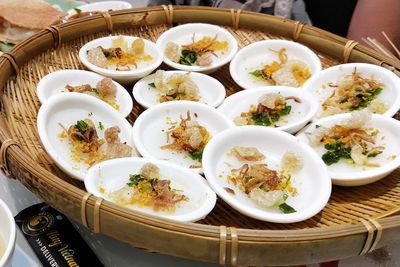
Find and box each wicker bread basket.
[1,6,400,266]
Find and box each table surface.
[1,1,399,266]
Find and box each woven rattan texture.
[3,24,400,230]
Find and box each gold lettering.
[58,244,69,252]
[59,247,79,267]
[47,231,62,247]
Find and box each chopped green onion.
[75,120,88,133]
[179,50,197,65]
[91,88,99,95]
[189,148,203,162]
[127,174,142,187]
[322,141,351,165]
[278,203,296,214]
[249,69,264,78]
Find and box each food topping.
[226,147,301,213]
[161,111,210,163]
[150,70,200,103]
[249,48,311,87]
[66,78,119,110]
[234,93,299,127]
[103,126,133,160]
[109,163,188,212]
[308,110,384,166]
[230,146,266,161]
[87,36,152,70]
[321,69,386,116]
[60,118,132,166]
[164,34,228,67]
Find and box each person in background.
[347,0,400,54]
[149,0,311,23]
[304,0,400,54]
[150,0,400,55]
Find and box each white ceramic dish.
[304,63,400,118]
[202,126,331,223]
[37,70,133,117]
[297,113,400,186]
[229,39,322,90]
[156,23,238,74]
[66,1,132,19]
[85,157,217,222]
[79,36,163,84]
[0,199,16,267]
[132,101,235,171]
[218,86,318,134]
[132,70,226,108]
[37,93,136,181]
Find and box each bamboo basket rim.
[1,6,400,265]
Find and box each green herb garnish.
[367,151,383,158]
[278,203,296,214]
[74,7,82,14]
[252,113,273,126]
[98,122,104,130]
[169,92,178,99]
[249,69,270,80]
[249,69,264,78]
[179,50,197,66]
[75,120,88,133]
[189,148,204,162]
[148,82,156,88]
[91,88,99,95]
[127,174,143,187]
[251,105,291,127]
[280,105,292,116]
[350,88,383,111]
[322,141,351,165]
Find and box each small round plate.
[229,40,321,89]
[297,113,400,186]
[85,157,217,222]
[132,70,226,109]
[0,198,16,267]
[66,1,132,19]
[132,101,234,172]
[218,86,318,134]
[156,23,238,74]
[37,93,135,181]
[79,35,163,84]
[304,63,400,118]
[202,126,331,223]
[37,69,133,117]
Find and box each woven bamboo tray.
[1,6,400,266]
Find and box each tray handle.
[80,192,104,233]
[45,26,62,49]
[230,9,242,30]
[359,218,383,255]
[162,5,174,25]
[343,40,359,63]
[81,192,92,228]
[293,21,305,41]
[1,52,19,76]
[219,226,239,266]
[101,11,114,33]
[0,139,20,178]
